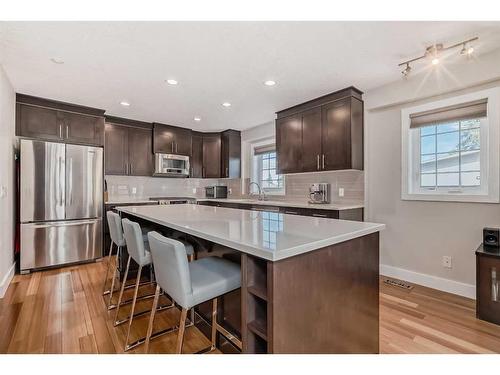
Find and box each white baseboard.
[380,264,475,299]
[0,262,16,299]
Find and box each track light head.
[401,63,412,77]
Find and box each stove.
[149,197,196,205]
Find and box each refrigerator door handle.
[27,219,99,228]
[68,157,73,204]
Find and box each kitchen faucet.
[248,181,267,201]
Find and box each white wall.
[0,65,16,298]
[365,48,500,298]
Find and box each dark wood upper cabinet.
[221,130,241,178]
[62,111,104,146]
[105,123,128,175]
[17,103,62,141]
[16,94,105,146]
[105,121,153,176]
[202,133,221,178]
[276,114,302,174]
[153,123,192,156]
[300,107,322,173]
[128,127,153,176]
[275,87,363,174]
[191,132,203,178]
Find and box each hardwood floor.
[1,259,499,354]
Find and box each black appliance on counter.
[205,185,228,199]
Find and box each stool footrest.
[114,301,174,326]
[125,319,194,352]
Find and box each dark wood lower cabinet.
[241,232,379,353]
[476,245,500,325]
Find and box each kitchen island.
[117,204,385,353]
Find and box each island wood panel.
[268,232,379,353]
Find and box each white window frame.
[401,87,500,203]
[250,140,285,196]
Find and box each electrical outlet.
[338,187,344,197]
[131,187,137,194]
[442,256,452,269]
[228,188,232,195]
[192,188,197,194]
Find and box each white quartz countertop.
[117,204,384,261]
[196,198,364,210]
[106,197,159,204]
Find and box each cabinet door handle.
[129,163,132,175]
[317,155,320,170]
[226,167,229,177]
[322,154,325,169]
[66,124,69,139]
[312,213,328,218]
[176,142,178,153]
[492,267,498,302]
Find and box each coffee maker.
[308,183,330,204]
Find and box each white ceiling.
[1,21,500,131]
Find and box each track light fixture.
[398,37,478,78]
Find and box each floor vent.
[383,277,414,290]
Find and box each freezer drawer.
[21,219,102,271]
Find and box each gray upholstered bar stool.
[118,218,194,351]
[103,211,154,310]
[102,211,128,309]
[145,231,241,354]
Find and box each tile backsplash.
[105,175,241,200]
[106,169,363,204]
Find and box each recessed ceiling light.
[194,117,201,122]
[264,80,276,86]
[166,79,178,85]
[50,57,64,64]
[120,101,130,107]
[431,57,440,65]
[222,102,231,107]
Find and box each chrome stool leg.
[107,245,122,308]
[175,308,188,354]
[114,255,131,324]
[144,285,161,353]
[124,264,143,350]
[102,242,115,295]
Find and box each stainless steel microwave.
[154,153,190,177]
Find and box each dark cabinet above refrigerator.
[16,94,105,146]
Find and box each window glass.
[419,118,482,189]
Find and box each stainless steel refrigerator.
[20,139,103,272]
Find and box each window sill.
[402,192,499,204]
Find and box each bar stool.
[102,211,127,309]
[145,231,241,354]
[103,211,154,310]
[118,218,195,351]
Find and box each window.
[251,144,285,195]
[419,119,482,189]
[402,88,499,203]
